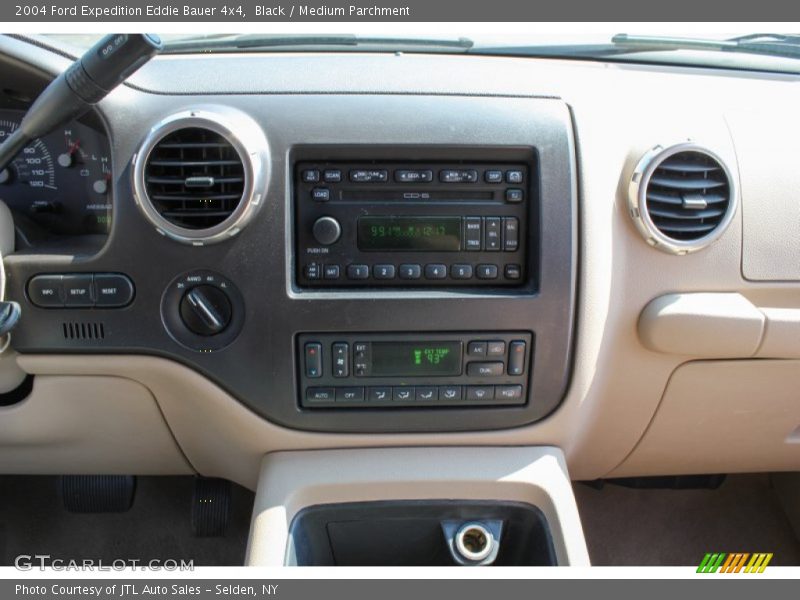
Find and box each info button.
[27,275,64,308]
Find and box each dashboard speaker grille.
[643,150,731,242]
[143,127,245,230]
[62,322,105,341]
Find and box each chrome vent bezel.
[628,142,738,255]
[133,107,269,245]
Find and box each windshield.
[41,31,800,74]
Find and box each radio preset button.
[506,170,524,184]
[464,217,482,251]
[476,264,499,279]
[374,264,396,280]
[302,169,320,183]
[347,264,370,280]
[312,216,342,245]
[451,264,473,280]
[398,264,422,280]
[506,189,524,203]
[350,169,388,183]
[485,170,503,183]
[439,169,478,183]
[395,169,433,183]
[311,187,330,202]
[323,169,342,182]
[424,264,447,279]
[323,265,341,280]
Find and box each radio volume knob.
[312,216,342,246]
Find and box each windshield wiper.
[611,33,800,60]
[162,34,474,54]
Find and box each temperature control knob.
[179,285,232,337]
[312,216,341,245]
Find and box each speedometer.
[0,109,111,237]
[0,123,56,194]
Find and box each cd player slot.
[341,191,496,202]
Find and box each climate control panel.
[298,331,533,409]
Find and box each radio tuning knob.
[312,216,342,245]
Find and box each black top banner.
[3,0,799,22]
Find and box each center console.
[5,93,576,434]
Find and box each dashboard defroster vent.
[133,107,270,245]
[628,143,737,254]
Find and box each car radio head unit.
[294,160,534,288]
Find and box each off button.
[94,274,135,308]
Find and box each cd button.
[374,264,396,280]
[399,264,422,280]
[424,264,447,279]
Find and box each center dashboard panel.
[3,90,576,433]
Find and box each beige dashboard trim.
[246,447,590,566]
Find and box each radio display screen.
[370,341,462,377]
[357,216,461,251]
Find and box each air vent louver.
[629,144,737,254]
[144,127,245,230]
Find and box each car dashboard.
[1,34,799,504]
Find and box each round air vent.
[133,107,269,245]
[628,143,737,254]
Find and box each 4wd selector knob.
[312,216,341,245]
[179,285,232,336]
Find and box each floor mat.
[0,476,254,566]
[574,473,800,566]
